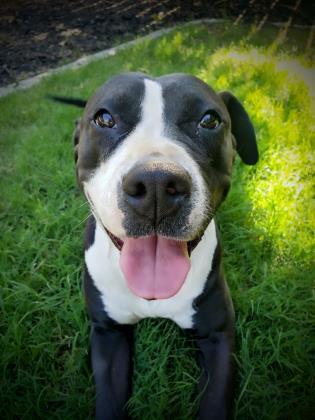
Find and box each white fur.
[83,78,209,240]
[85,219,217,328]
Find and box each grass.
[0,20,314,419]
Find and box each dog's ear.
[220,91,258,165]
[73,118,81,163]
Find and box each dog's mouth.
[105,228,202,300]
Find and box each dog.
[55,72,258,419]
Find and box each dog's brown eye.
[94,110,116,128]
[199,111,221,130]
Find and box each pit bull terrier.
[56,72,258,419]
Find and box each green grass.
[0,21,314,419]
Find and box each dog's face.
[75,72,258,299]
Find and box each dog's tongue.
[120,236,190,300]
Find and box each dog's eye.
[94,109,116,128]
[199,111,221,130]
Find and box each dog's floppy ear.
[73,118,81,164]
[220,91,258,165]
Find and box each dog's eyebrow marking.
[140,79,164,136]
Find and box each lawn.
[0,20,314,419]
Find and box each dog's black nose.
[122,162,191,223]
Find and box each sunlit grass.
[199,47,314,260]
[0,21,314,419]
[201,45,314,419]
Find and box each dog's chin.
[103,227,205,301]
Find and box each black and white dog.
[61,72,258,419]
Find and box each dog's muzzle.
[112,161,199,300]
[122,161,192,225]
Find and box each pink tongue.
[120,236,190,300]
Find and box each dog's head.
[74,72,258,299]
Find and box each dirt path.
[0,0,313,87]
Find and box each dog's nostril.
[133,182,146,198]
[165,182,178,196]
[165,179,189,196]
[124,180,146,198]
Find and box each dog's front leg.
[196,330,235,420]
[191,269,236,420]
[90,323,133,420]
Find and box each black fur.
[59,72,258,419]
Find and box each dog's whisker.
[84,192,109,235]
[74,211,92,230]
[78,200,90,209]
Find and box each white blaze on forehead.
[83,77,209,239]
[140,79,164,133]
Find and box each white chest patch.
[85,220,217,329]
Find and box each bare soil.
[0,0,313,87]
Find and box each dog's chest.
[85,221,217,329]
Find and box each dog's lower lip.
[105,228,124,250]
[105,228,202,256]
